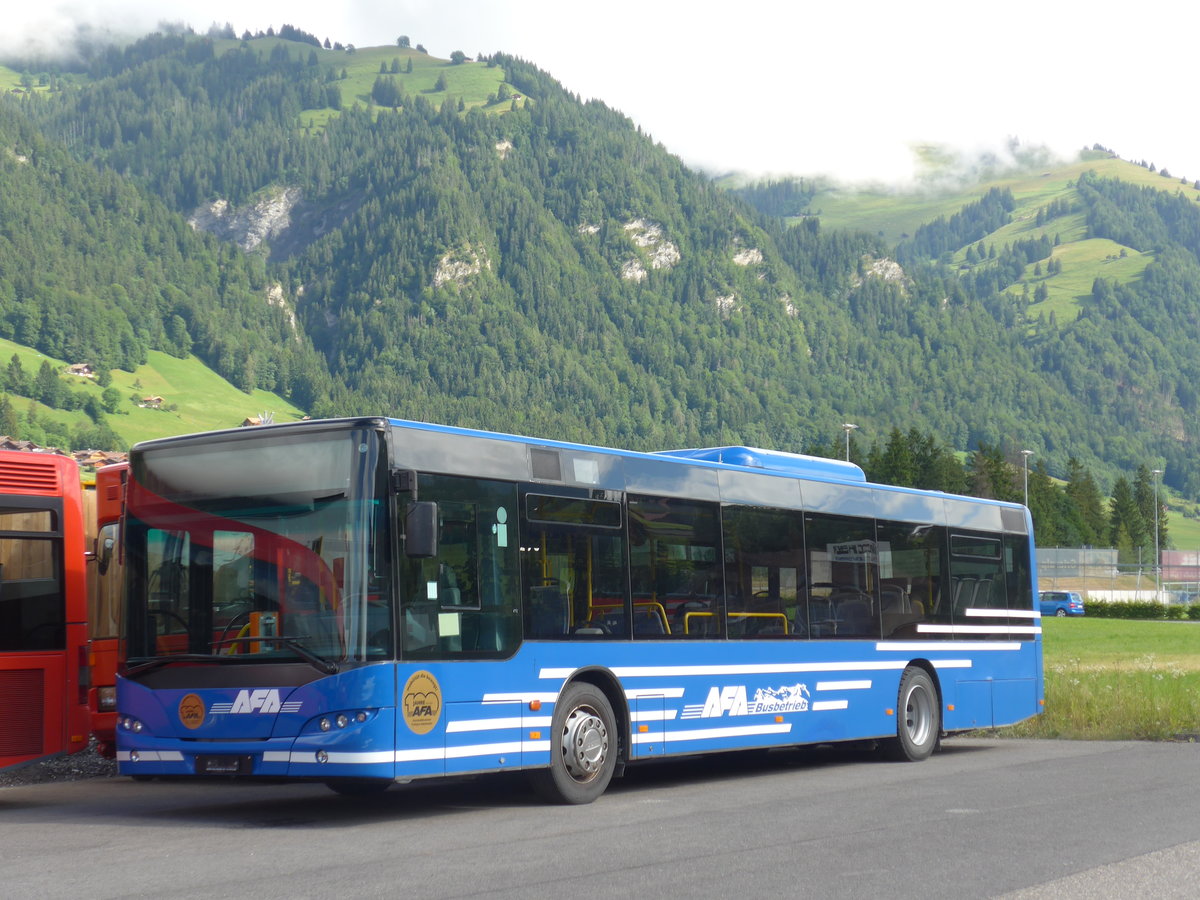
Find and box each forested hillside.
[2,26,1199,508]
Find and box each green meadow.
[1006,618,1200,741]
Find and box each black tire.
[1055,608,1067,617]
[884,667,940,762]
[325,778,393,796]
[529,682,618,804]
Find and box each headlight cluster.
[97,687,117,712]
[118,715,145,733]
[317,710,371,732]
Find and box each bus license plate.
[195,755,253,775]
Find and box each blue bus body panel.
[655,446,867,482]
[117,639,1041,780]
[117,665,398,779]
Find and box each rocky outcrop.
[434,246,491,288]
[188,187,302,252]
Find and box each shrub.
[1083,600,1175,619]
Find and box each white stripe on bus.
[482,692,560,704]
[964,608,1041,619]
[631,709,679,722]
[917,624,1042,635]
[541,661,914,679]
[816,680,871,691]
[116,750,184,762]
[625,687,687,699]
[632,723,793,744]
[811,700,850,711]
[446,716,552,733]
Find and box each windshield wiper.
[209,635,340,675]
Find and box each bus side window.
[875,521,945,639]
[628,495,721,639]
[400,476,521,659]
[803,514,881,640]
[520,492,627,639]
[722,505,805,639]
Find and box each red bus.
[0,450,91,771]
[86,462,127,759]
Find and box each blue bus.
[115,417,1042,802]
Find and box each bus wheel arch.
[884,661,942,762]
[529,669,625,804]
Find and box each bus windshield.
[121,426,392,670]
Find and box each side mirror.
[97,536,115,575]
[405,501,439,558]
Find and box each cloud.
[3,1,1198,185]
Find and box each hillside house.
[141,396,164,409]
[66,363,95,378]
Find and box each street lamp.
[841,423,858,462]
[1153,468,1163,601]
[1021,450,1034,508]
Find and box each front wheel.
[884,667,940,762]
[529,682,618,804]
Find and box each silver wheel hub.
[561,706,608,781]
[903,685,933,746]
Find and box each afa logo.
[208,689,302,716]
[231,689,282,713]
[683,683,811,719]
[179,693,206,730]
[403,670,442,735]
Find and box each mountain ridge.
[2,28,1198,501]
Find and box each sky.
[3,0,1197,186]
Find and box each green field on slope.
[0,337,305,448]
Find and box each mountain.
[2,28,1199,502]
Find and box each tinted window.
[400,475,521,659]
[0,505,64,652]
[628,495,721,638]
[803,514,881,639]
[723,506,806,638]
[521,492,628,639]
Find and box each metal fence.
[1036,548,1200,604]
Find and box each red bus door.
[87,463,127,758]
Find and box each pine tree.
[1108,477,1145,562]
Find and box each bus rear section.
[0,450,90,772]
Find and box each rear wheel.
[529,682,617,804]
[1055,608,1067,617]
[885,667,940,761]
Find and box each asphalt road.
[2,738,1198,899]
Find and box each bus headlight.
[310,710,374,734]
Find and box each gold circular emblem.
[179,693,206,730]
[402,671,442,735]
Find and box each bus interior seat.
[594,609,628,635]
[879,584,909,613]
[834,598,872,636]
[529,585,568,636]
[633,606,667,635]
